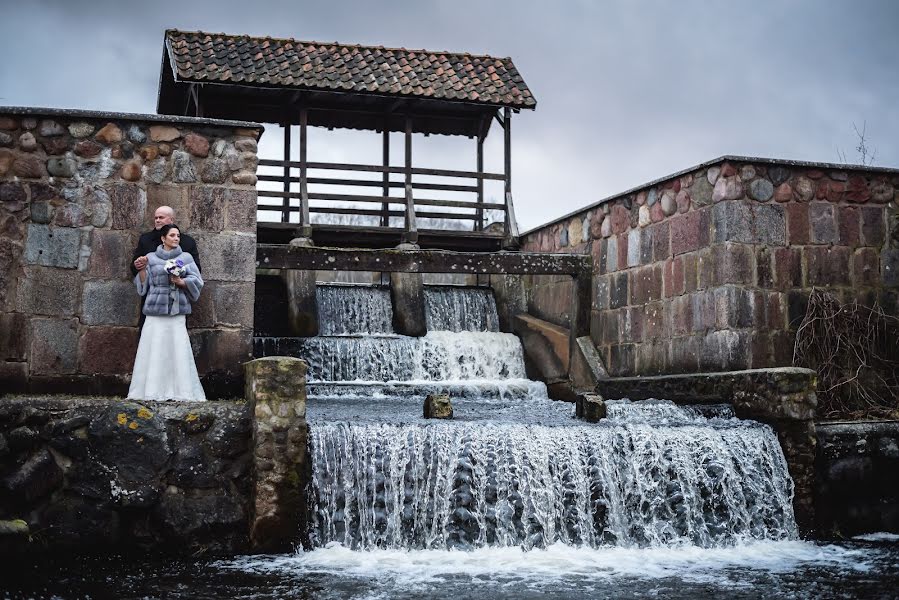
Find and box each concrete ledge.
[0,106,264,132]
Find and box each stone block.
[575,393,607,422]
[17,267,80,316]
[23,224,80,269]
[809,203,838,244]
[698,330,750,371]
[0,312,27,360]
[805,246,851,286]
[652,221,670,262]
[691,290,716,333]
[635,340,667,374]
[786,203,810,245]
[683,254,698,293]
[88,230,137,278]
[622,307,644,343]
[608,343,636,376]
[423,393,453,419]
[883,249,899,287]
[670,209,710,255]
[146,185,190,230]
[213,281,255,327]
[713,201,785,245]
[670,295,693,336]
[838,206,860,246]
[609,272,628,309]
[193,232,257,282]
[640,227,654,265]
[186,280,215,329]
[715,243,754,285]
[191,328,253,375]
[30,317,78,374]
[81,280,140,326]
[592,275,610,311]
[109,183,147,230]
[669,335,699,372]
[698,248,716,289]
[626,227,641,268]
[773,248,802,290]
[714,285,755,329]
[630,265,663,305]
[390,271,427,337]
[756,247,774,288]
[848,248,881,288]
[223,189,256,233]
[605,235,618,273]
[860,207,885,247]
[0,239,23,310]
[189,185,226,232]
[172,150,197,183]
[78,327,138,374]
[616,233,628,271]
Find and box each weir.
[259,283,799,551]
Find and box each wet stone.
[234,137,258,153]
[201,158,229,184]
[38,120,66,137]
[74,139,102,158]
[126,124,147,143]
[0,132,13,148]
[27,200,49,223]
[47,157,77,177]
[232,171,257,185]
[149,125,180,142]
[424,393,453,419]
[68,122,95,138]
[18,132,37,152]
[40,135,72,155]
[184,133,210,158]
[172,150,197,183]
[94,123,123,144]
[749,178,774,202]
[769,166,791,185]
[24,224,80,268]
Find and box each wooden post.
[476,131,484,232]
[281,122,291,224]
[502,107,519,248]
[298,107,311,238]
[381,124,390,227]
[403,115,418,244]
[569,267,592,387]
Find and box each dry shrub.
[793,289,899,420]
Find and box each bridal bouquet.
[164,258,187,278]
[165,258,187,290]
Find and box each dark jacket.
[131,228,201,275]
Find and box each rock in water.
[424,393,453,419]
[576,392,607,422]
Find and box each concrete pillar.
[245,356,309,553]
[389,245,427,337]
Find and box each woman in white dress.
[128,224,206,401]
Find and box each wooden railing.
[255,160,518,244]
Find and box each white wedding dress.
[127,314,207,401]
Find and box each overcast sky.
[2,0,898,231]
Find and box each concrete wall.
[521,157,899,377]
[0,108,262,397]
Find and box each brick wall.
[0,108,262,396]
[521,157,899,377]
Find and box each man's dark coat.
[130,228,202,276]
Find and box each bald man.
[131,206,201,276]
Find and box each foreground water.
[4,538,898,599]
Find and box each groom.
[131,205,202,275]
[131,205,201,327]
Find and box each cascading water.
[263,283,798,553]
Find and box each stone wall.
[0,108,262,397]
[0,396,253,556]
[816,420,899,536]
[521,157,899,377]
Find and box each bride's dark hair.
[159,223,181,244]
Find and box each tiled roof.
[164,30,536,109]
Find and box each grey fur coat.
[134,246,203,316]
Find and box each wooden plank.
[382,125,390,226]
[476,133,484,230]
[257,245,592,275]
[260,175,480,193]
[261,158,505,181]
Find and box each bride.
[128,223,206,401]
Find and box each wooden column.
[476,132,484,231]
[381,124,390,227]
[281,122,291,223]
[403,115,418,244]
[502,107,519,248]
[298,108,311,238]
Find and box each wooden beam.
[403,115,418,244]
[381,124,390,226]
[257,244,592,276]
[281,122,291,223]
[259,159,505,181]
[502,107,519,249]
[298,107,311,237]
[476,133,484,231]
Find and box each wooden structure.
[157,30,537,251]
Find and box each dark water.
[3,537,898,599]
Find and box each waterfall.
[307,400,797,551]
[254,283,799,553]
